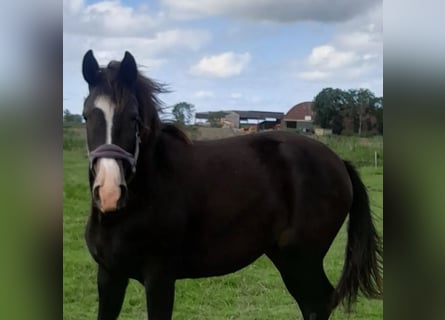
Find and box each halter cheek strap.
[133,133,141,172]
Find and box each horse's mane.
[104,61,191,145]
[134,74,192,145]
[134,71,167,115]
[105,60,166,116]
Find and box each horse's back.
[191,130,350,188]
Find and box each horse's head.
[82,50,162,213]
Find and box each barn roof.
[233,110,284,120]
[195,112,217,119]
[195,110,284,120]
[284,102,314,121]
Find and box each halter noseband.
[88,132,141,181]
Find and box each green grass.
[313,135,383,168]
[63,130,383,319]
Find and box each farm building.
[195,112,212,126]
[235,110,283,132]
[195,110,283,131]
[222,111,240,128]
[282,101,314,133]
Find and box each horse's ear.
[119,51,138,86]
[82,50,100,86]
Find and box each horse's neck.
[156,130,191,160]
[131,132,189,188]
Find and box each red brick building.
[282,102,314,133]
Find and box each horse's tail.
[336,160,383,311]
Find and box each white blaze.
[93,95,123,212]
[95,95,114,144]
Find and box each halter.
[88,131,141,182]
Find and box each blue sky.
[63,0,382,116]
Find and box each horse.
[81,50,383,320]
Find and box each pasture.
[63,127,383,319]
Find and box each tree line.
[63,87,383,136]
[170,102,224,127]
[63,109,83,125]
[62,103,196,126]
[312,88,383,135]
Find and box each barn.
[195,110,283,131]
[282,101,314,133]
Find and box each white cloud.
[63,0,210,65]
[297,2,382,89]
[298,70,331,81]
[307,45,359,70]
[337,31,374,48]
[363,53,378,61]
[230,92,243,99]
[64,0,164,37]
[190,52,251,78]
[162,0,379,22]
[298,43,379,82]
[65,0,84,14]
[194,90,214,98]
[63,29,210,65]
[333,3,382,55]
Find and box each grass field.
[63,129,383,319]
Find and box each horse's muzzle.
[88,143,139,213]
[93,183,128,213]
[90,157,128,213]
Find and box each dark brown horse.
[82,50,383,320]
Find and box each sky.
[63,0,383,116]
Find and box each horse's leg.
[144,263,176,320]
[97,265,129,320]
[267,249,337,320]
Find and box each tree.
[172,102,195,125]
[355,88,376,136]
[312,88,349,134]
[207,111,227,128]
[373,97,383,134]
[313,88,382,136]
[63,109,83,125]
